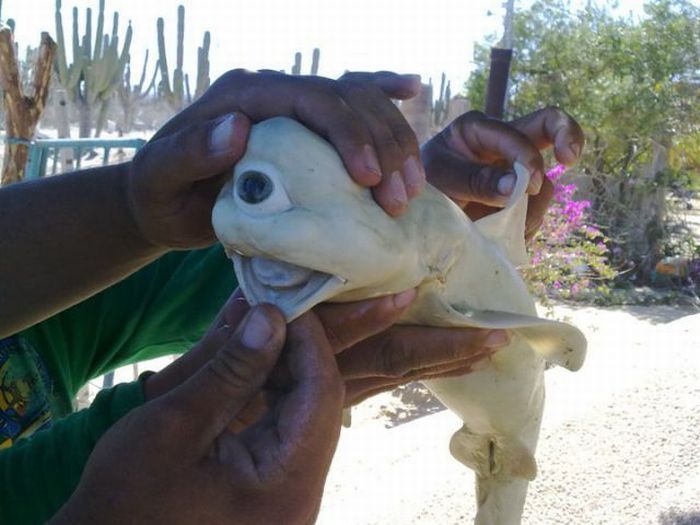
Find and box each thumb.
[166,304,287,446]
[133,111,251,193]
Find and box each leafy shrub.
[523,165,616,300]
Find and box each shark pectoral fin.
[450,425,537,481]
[473,162,530,267]
[443,307,588,372]
[518,321,587,372]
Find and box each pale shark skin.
[212,117,587,525]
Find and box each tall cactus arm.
[144,58,159,96]
[311,47,320,75]
[292,52,301,75]
[172,4,184,103]
[184,72,191,105]
[176,5,184,74]
[71,6,80,67]
[84,7,92,59]
[105,21,131,97]
[136,49,149,92]
[93,0,104,60]
[54,0,69,84]
[194,30,210,99]
[156,17,171,97]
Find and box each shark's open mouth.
[232,254,347,320]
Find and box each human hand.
[51,305,343,525]
[127,70,424,251]
[421,107,584,239]
[313,293,509,406]
[150,289,508,421]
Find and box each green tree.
[467,0,700,278]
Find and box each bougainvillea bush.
[523,165,616,301]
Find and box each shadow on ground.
[561,303,699,325]
[659,510,700,525]
[380,382,445,428]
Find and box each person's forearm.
[0,163,165,337]
[0,381,145,525]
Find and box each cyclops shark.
[212,117,586,525]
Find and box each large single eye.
[233,167,293,214]
[236,171,273,204]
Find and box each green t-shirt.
[0,245,236,524]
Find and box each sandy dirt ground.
[317,304,700,525]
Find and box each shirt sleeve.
[22,245,237,406]
[0,380,144,525]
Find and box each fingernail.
[569,142,581,159]
[529,169,543,193]
[484,330,509,347]
[392,288,417,309]
[210,114,236,153]
[362,145,382,183]
[241,307,274,349]
[497,172,516,197]
[403,157,426,198]
[471,357,492,371]
[387,171,408,208]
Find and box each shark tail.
[450,425,537,525]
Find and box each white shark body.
[212,117,586,525]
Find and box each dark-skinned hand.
[127,69,425,251]
[49,305,343,525]
[145,289,509,428]
[420,106,585,239]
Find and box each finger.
[142,289,250,401]
[165,304,287,446]
[335,80,423,214]
[463,176,554,240]
[242,312,343,477]
[227,393,269,433]
[525,177,554,240]
[510,106,585,166]
[440,111,545,194]
[338,72,425,205]
[423,133,521,208]
[153,70,384,189]
[313,289,417,353]
[344,360,482,407]
[338,326,509,379]
[135,112,250,194]
[337,71,422,100]
[130,113,251,246]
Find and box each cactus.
[433,72,451,128]
[118,49,159,133]
[194,30,210,99]
[54,0,132,137]
[291,48,321,76]
[157,5,210,112]
[399,74,468,143]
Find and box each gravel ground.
[318,304,700,525]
